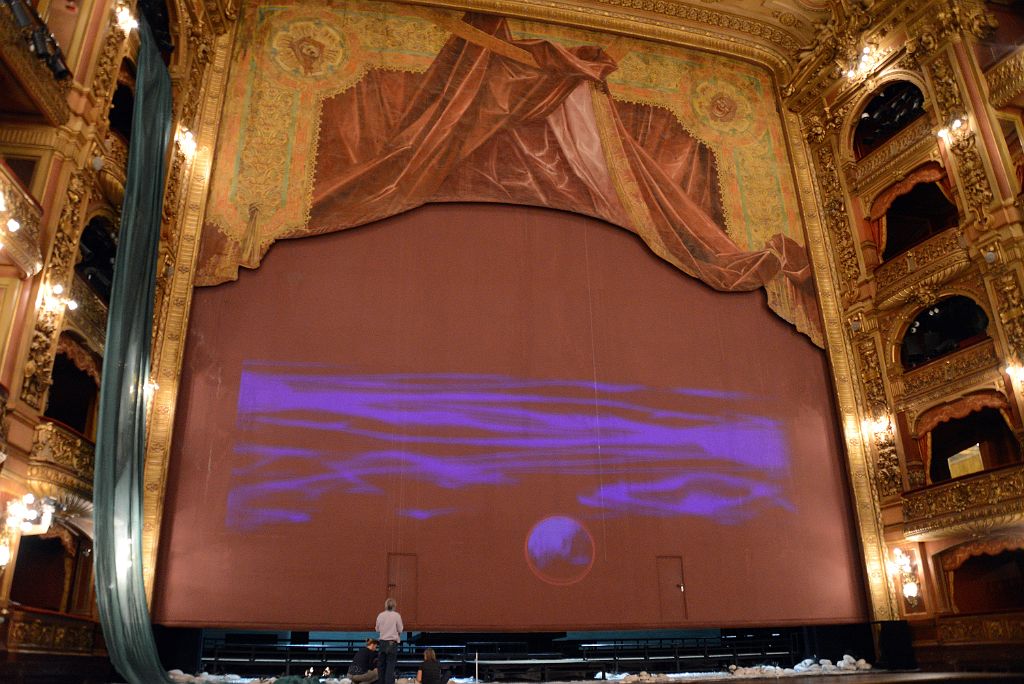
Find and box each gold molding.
[138,0,901,624]
[0,162,44,278]
[66,275,108,355]
[849,117,937,197]
[141,28,234,601]
[29,420,95,500]
[902,464,1024,539]
[987,46,1024,111]
[936,611,1024,644]
[873,228,971,310]
[893,338,1001,403]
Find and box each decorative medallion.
[271,20,344,78]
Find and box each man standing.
[376,598,404,684]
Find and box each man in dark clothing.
[348,638,380,684]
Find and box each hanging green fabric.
[93,17,174,684]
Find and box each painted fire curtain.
[197,3,822,345]
[93,18,173,684]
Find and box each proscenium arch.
[140,0,897,624]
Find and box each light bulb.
[66,300,78,311]
[52,283,64,295]
[5,218,18,232]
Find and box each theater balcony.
[0,159,43,278]
[0,605,110,681]
[0,0,71,126]
[28,420,94,521]
[872,226,972,312]
[901,463,1024,540]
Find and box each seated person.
[417,648,442,684]
[348,638,380,683]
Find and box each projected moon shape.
[525,516,595,586]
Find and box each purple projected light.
[526,516,595,585]
[226,363,793,530]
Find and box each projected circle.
[525,516,595,586]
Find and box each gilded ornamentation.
[67,276,108,354]
[851,117,935,192]
[928,54,993,225]
[92,13,128,109]
[785,0,872,104]
[856,338,901,497]
[873,230,970,310]
[20,170,91,409]
[896,339,999,400]
[902,464,1024,538]
[31,420,95,487]
[914,390,1007,437]
[816,145,861,293]
[593,0,800,52]
[988,47,1024,110]
[993,270,1024,360]
[6,610,95,653]
[906,0,997,64]
[0,1,71,124]
[936,613,1024,643]
[0,160,44,277]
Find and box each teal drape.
[93,18,174,684]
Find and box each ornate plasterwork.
[0,162,43,278]
[992,268,1024,360]
[927,54,993,226]
[902,464,1024,539]
[0,1,71,125]
[4,609,98,654]
[850,117,936,194]
[987,47,1024,110]
[30,420,95,493]
[873,229,971,310]
[90,13,128,108]
[67,276,108,355]
[816,144,862,295]
[936,612,1024,643]
[20,170,92,410]
[893,338,1000,403]
[55,334,101,385]
[904,0,996,65]
[938,534,1024,571]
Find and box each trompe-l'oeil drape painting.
[197,2,821,344]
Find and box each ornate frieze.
[936,611,1024,644]
[20,170,91,410]
[30,420,95,492]
[987,47,1024,110]
[3,608,98,654]
[902,464,1024,538]
[855,336,902,497]
[0,161,43,278]
[905,0,997,64]
[894,338,999,401]
[873,229,971,310]
[850,117,935,192]
[816,145,862,294]
[0,1,71,125]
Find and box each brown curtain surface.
[202,13,820,341]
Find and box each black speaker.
[874,620,917,670]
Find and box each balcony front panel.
[903,464,1024,539]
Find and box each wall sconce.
[846,45,876,79]
[1004,362,1024,384]
[0,493,60,570]
[115,4,138,33]
[887,547,922,608]
[937,115,969,142]
[176,128,197,159]
[45,282,78,312]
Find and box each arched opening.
[900,295,989,370]
[853,81,926,159]
[76,215,118,304]
[951,549,1024,613]
[928,407,1021,484]
[881,181,959,261]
